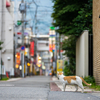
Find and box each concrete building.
[93,0,100,85]
[0,0,14,77]
[31,35,51,71]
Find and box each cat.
[57,72,91,93]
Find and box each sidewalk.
[7,78,22,82]
[51,76,100,93]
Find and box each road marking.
[0,84,14,87]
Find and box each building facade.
[0,0,14,77]
[93,0,100,85]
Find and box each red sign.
[17,32,22,35]
[30,41,34,56]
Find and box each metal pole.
[55,31,57,76]
[21,0,24,78]
[59,33,60,60]
[52,40,54,67]
[34,6,38,57]
[14,0,17,74]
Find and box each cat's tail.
[80,77,92,86]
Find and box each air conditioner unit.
[2,49,6,53]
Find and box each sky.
[15,0,54,35]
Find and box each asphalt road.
[48,91,100,100]
[0,76,50,100]
[0,76,100,100]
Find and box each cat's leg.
[75,85,78,92]
[77,79,84,93]
[78,84,84,93]
[62,83,66,92]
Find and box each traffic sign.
[17,20,22,26]
[17,32,22,35]
[21,46,25,51]
[50,26,55,30]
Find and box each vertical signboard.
[30,41,34,56]
[16,52,20,65]
[49,27,55,52]
[57,60,63,73]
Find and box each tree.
[52,0,90,35]
[62,36,76,75]
[52,0,92,75]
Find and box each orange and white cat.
[57,72,91,93]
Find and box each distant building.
[31,35,51,70]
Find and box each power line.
[32,0,38,7]
[0,10,53,12]
[38,5,52,8]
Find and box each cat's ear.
[62,72,63,74]
[57,72,59,74]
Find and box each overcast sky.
[15,0,54,35]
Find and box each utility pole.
[34,6,38,58]
[59,33,60,60]
[21,0,25,78]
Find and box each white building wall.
[0,1,2,39]
[0,0,14,76]
[76,30,89,77]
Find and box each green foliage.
[62,36,76,57]
[1,77,9,81]
[73,0,92,35]
[91,84,100,91]
[0,41,3,50]
[52,0,92,75]
[84,76,95,84]
[84,76,100,91]
[52,0,90,35]
[52,0,92,36]
[62,36,76,75]
[63,61,75,76]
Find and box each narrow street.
[0,76,100,100]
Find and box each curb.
[7,78,22,82]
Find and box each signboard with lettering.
[30,41,34,56]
